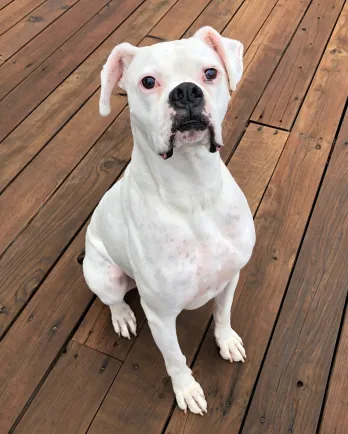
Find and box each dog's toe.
[174,376,207,415]
[110,301,137,339]
[215,326,246,363]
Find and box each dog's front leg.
[213,273,246,363]
[141,299,207,415]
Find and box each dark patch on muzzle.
[208,125,222,153]
[159,122,221,160]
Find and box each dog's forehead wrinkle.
[130,39,220,77]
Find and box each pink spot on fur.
[108,264,125,289]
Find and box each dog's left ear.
[193,26,243,92]
[99,42,138,116]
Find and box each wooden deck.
[0,0,347,432]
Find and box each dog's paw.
[173,375,207,416]
[110,301,136,339]
[214,325,246,363]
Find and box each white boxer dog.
[83,26,255,415]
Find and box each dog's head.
[99,27,243,159]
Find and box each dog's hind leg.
[83,227,137,339]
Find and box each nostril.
[191,85,203,99]
[171,88,184,102]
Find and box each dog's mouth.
[178,119,208,131]
[159,115,221,160]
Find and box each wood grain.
[164,5,348,432]
[222,0,278,50]
[184,0,244,38]
[0,108,132,337]
[73,291,146,361]
[0,0,45,36]
[0,0,113,101]
[148,0,211,41]
[228,124,288,214]
[0,0,16,12]
[0,0,78,63]
[219,0,312,163]
[14,341,121,434]
[252,0,345,130]
[0,0,143,142]
[0,229,92,433]
[242,107,348,434]
[320,304,348,433]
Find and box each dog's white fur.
[83,27,255,415]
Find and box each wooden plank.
[148,0,211,41]
[0,0,15,12]
[164,5,348,433]
[0,228,92,433]
[0,0,176,254]
[228,124,288,214]
[73,124,288,362]
[0,0,114,102]
[82,125,288,434]
[217,0,278,51]
[0,108,132,337]
[0,0,78,63]
[183,0,245,38]
[252,0,345,130]
[241,112,348,433]
[320,306,348,433]
[0,0,144,143]
[14,341,121,434]
[73,291,146,361]
[0,0,46,36]
[219,0,312,163]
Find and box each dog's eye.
[141,76,156,89]
[204,68,218,81]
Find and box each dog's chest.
[127,199,255,308]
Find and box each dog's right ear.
[99,42,138,116]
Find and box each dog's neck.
[129,126,223,212]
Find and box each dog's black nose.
[169,82,204,110]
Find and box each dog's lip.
[181,120,207,127]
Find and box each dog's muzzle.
[159,82,221,160]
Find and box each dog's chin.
[175,129,207,147]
